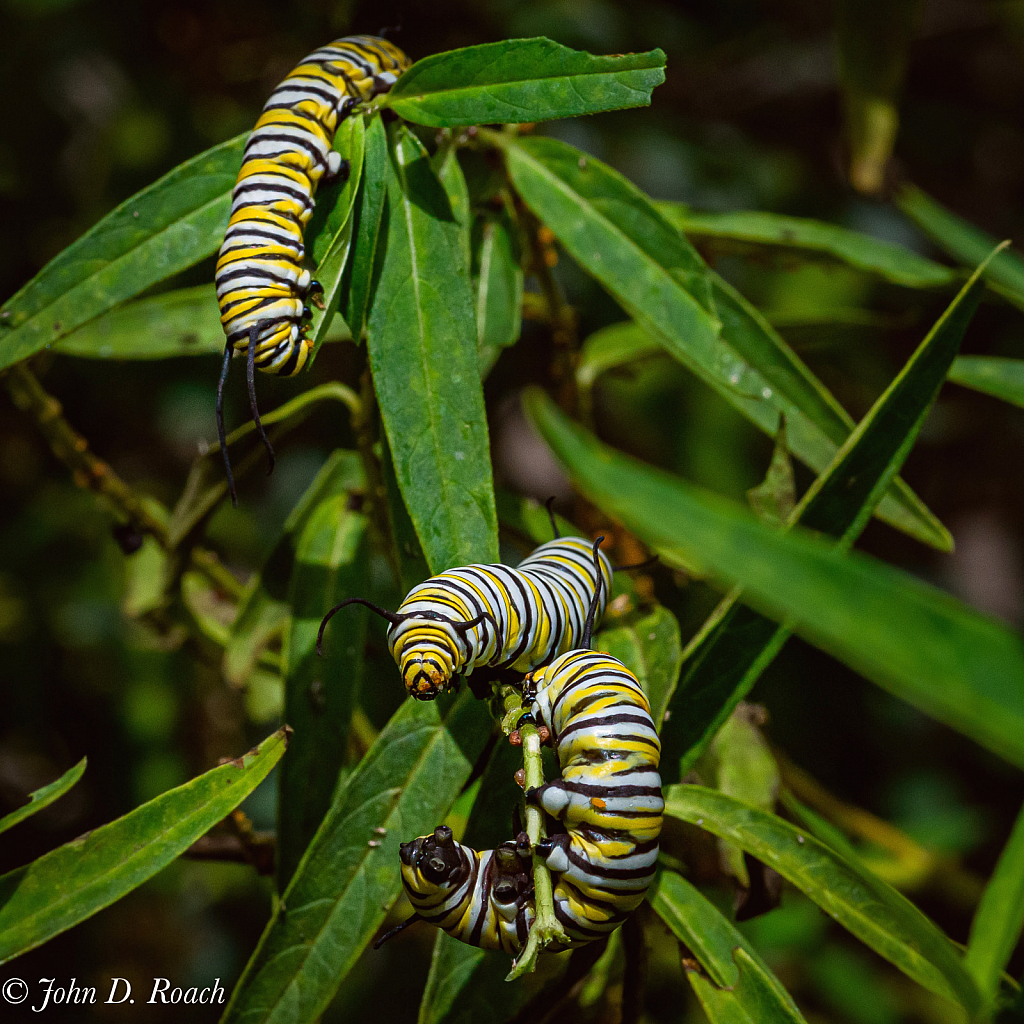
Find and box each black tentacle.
[318,597,406,655]
[247,323,275,476]
[582,536,606,650]
[216,341,237,508]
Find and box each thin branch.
[500,686,569,980]
[3,363,245,601]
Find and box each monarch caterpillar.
[385,542,663,954]
[317,532,614,701]
[215,35,411,505]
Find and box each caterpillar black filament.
[318,536,614,700]
[215,35,410,505]
[386,544,663,954]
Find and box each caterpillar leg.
[325,154,351,184]
[534,832,572,874]
[525,780,572,821]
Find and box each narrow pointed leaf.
[665,786,981,1013]
[384,39,665,126]
[0,728,287,963]
[220,694,492,1024]
[304,114,366,364]
[656,205,954,289]
[965,800,1024,1004]
[949,356,1024,408]
[897,185,1024,308]
[649,870,806,1021]
[342,115,390,343]
[277,496,370,890]
[0,759,87,837]
[367,123,498,571]
[52,284,351,360]
[687,947,808,1024]
[474,217,523,376]
[836,0,918,194]
[567,256,986,777]
[0,134,245,372]
[504,136,948,550]
[523,352,1024,770]
[503,134,717,344]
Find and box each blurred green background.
[1,0,1023,1020]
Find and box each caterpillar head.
[390,622,461,700]
[399,826,466,902]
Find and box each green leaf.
[695,706,780,886]
[553,256,986,777]
[343,116,390,343]
[711,277,948,550]
[596,604,682,728]
[0,728,286,963]
[965,800,1024,1005]
[949,356,1024,408]
[836,0,919,194]
[576,320,661,393]
[304,115,366,364]
[658,205,954,289]
[277,496,370,890]
[223,451,364,687]
[897,185,1024,308]
[384,38,665,126]
[307,116,366,267]
[367,123,499,571]
[495,488,576,548]
[504,135,948,550]
[746,426,795,529]
[502,134,718,348]
[665,786,981,1013]
[221,694,492,1024]
[0,759,87,837]
[434,145,472,272]
[649,870,807,1022]
[51,284,350,361]
[0,134,244,372]
[687,947,808,1024]
[474,216,523,377]
[523,363,1024,772]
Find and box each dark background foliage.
[1,1,1022,1021]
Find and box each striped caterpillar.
[318,534,614,701]
[214,35,410,505]
[385,544,664,953]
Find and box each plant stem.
[3,362,244,601]
[499,686,570,980]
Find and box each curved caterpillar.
[215,35,410,504]
[388,547,663,954]
[318,536,614,700]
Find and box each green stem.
[499,686,570,980]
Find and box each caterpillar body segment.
[214,35,411,502]
[394,648,663,955]
[525,648,664,943]
[387,538,614,699]
[398,827,535,954]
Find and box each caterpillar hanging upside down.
[318,528,615,701]
[382,541,664,955]
[214,35,411,506]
